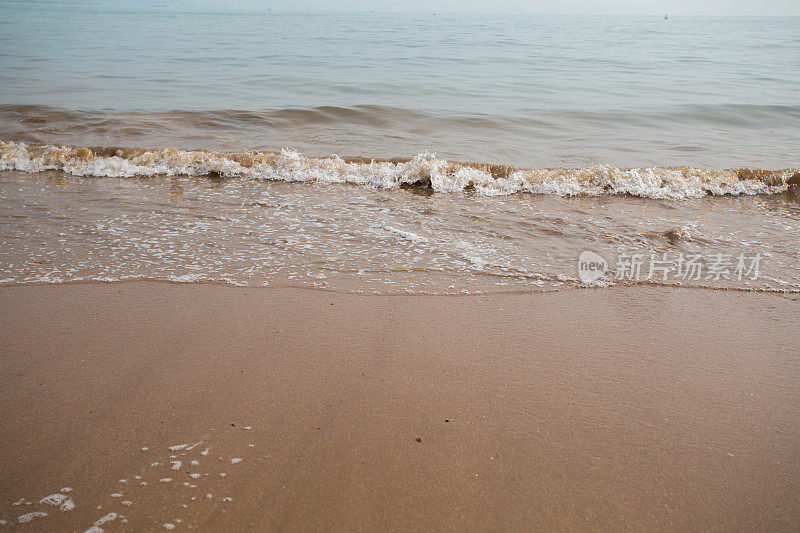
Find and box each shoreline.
[2,278,800,296]
[1,282,799,530]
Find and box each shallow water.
[1,170,798,293]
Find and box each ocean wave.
[1,141,798,199]
[3,103,800,134]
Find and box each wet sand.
[0,283,798,531]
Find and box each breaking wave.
[1,141,798,200]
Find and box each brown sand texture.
[1,283,799,531]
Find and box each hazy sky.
[147,0,800,15]
[9,0,799,15]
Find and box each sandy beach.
[1,283,798,531]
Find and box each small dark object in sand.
[231,423,236,427]
[445,419,450,423]
[415,436,423,442]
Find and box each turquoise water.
[1,4,799,167]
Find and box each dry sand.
[0,283,798,531]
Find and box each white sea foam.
[385,226,429,244]
[1,141,794,200]
[85,512,118,533]
[39,493,68,505]
[18,512,47,524]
